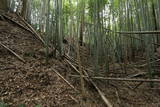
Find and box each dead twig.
[69,95,79,103]
[0,42,25,63]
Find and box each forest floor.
[0,12,160,107]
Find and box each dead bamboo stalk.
[65,59,81,74]
[16,14,45,45]
[83,70,113,107]
[65,59,113,107]
[2,14,45,45]
[116,31,160,34]
[52,68,78,92]
[64,55,93,73]
[2,14,32,34]
[0,42,25,63]
[85,22,160,34]
[70,75,160,82]
[76,44,85,97]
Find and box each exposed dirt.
[0,12,160,107]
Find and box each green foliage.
[18,104,25,107]
[0,102,8,107]
[63,1,74,16]
[34,104,41,107]
[88,0,108,19]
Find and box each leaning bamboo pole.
[65,58,113,107]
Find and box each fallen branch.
[52,68,78,92]
[70,75,160,82]
[0,42,25,63]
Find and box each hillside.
[0,12,160,107]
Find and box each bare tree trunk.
[0,0,8,12]
[80,20,84,46]
[152,2,159,45]
[21,0,28,18]
[79,1,85,46]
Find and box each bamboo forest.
[1,0,160,106]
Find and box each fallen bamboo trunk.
[70,75,160,82]
[0,42,25,63]
[116,31,160,34]
[85,22,160,34]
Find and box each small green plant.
[18,104,25,107]
[0,102,8,107]
[34,104,41,107]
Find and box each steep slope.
[0,13,77,107]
